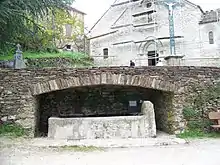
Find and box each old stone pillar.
[14,44,26,69]
[164,55,184,66]
[141,101,157,137]
[15,94,37,137]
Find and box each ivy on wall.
[183,82,220,132]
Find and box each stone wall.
[0,66,219,136]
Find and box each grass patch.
[0,123,27,138]
[177,129,220,139]
[0,51,91,61]
[49,145,103,152]
[0,51,95,67]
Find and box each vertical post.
[14,44,26,69]
[167,3,176,56]
[52,9,56,46]
[161,1,184,66]
[84,34,86,54]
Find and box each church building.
[88,0,220,67]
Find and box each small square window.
[66,45,71,49]
[146,2,152,8]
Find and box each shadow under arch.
[34,84,176,137]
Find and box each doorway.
[148,51,159,66]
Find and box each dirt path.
[1,138,220,165]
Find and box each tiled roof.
[199,9,220,24]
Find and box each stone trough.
[48,101,157,140]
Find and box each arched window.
[209,31,214,44]
[146,2,152,8]
[147,43,159,66]
[103,48,108,59]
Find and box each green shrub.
[182,107,200,120]
[0,123,27,137]
[181,83,220,138]
[178,129,220,139]
[187,120,212,130]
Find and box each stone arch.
[30,74,179,96]
[138,36,164,56]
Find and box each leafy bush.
[180,83,220,138]
[187,120,212,130]
[0,123,27,137]
[182,107,199,120]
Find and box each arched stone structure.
[31,74,179,96]
[31,75,178,138]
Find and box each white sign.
[129,101,137,107]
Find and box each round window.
[146,2,152,8]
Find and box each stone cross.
[164,2,178,16]
[161,1,180,56]
[14,44,26,69]
[164,2,176,11]
[17,44,21,51]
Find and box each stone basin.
[48,115,156,140]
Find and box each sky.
[72,0,220,30]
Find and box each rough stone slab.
[141,101,157,137]
[48,116,157,140]
[29,132,187,148]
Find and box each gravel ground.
[0,138,220,165]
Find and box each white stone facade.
[89,0,220,67]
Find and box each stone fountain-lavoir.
[48,101,157,140]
